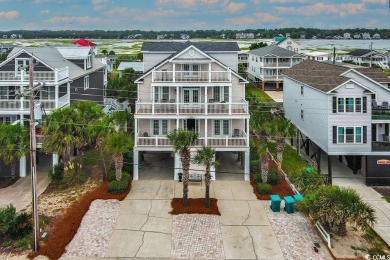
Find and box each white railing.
[0,67,69,83]
[261,75,283,81]
[57,94,69,108]
[152,70,231,83]
[0,99,22,109]
[135,101,248,115]
[315,222,332,248]
[136,131,248,148]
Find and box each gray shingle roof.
[345,49,386,57]
[249,45,304,57]
[141,41,240,52]
[283,59,390,92]
[7,47,104,80]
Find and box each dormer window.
[86,54,92,69]
[15,58,29,75]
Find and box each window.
[337,97,365,113]
[214,120,229,136]
[84,75,89,90]
[213,86,229,102]
[301,109,304,120]
[15,58,29,75]
[0,87,9,99]
[154,86,169,101]
[213,86,220,102]
[41,86,55,99]
[86,55,92,69]
[337,126,363,144]
[182,64,199,76]
[300,86,304,95]
[152,120,168,136]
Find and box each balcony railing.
[372,102,390,120]
[135,100,249,115]
[0,94,69,111]
[0,67,69,83]
[151,70,231,83]
[372,141,390,151]
[136,131,248,148]
[261,75,283,81]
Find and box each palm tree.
[194,147,219,208]
[102,131,133,181]
[167,129,198,207]
[266,118,296,165]
[256,138,269,183]
[0,124,29,178]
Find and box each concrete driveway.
[104,180,284,259]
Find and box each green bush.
[49,163,64,182]
[267,169,279,186]
[108,172,130,194]
[253,173,262,183]
[14,232,32,249]
[0,205,32,239]
[250,160,259,172]
[122,150,133,174]
[108,170,116,182]
[257,183,272,195]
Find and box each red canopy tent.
[73,38,96,47]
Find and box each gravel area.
[261,201,333,260]
[63,199,121,258]
[171,214,225,259]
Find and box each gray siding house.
[0,46,107,177]
[283,59,390,185]
[133,41,250,181]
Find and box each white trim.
[336,126,363,144]
[151,119,169,136]
[84,75,89,90]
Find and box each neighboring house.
[353,33,361,39]
[99,55,117,72]
[283,60,390,185]
[236,33,254,39]
[0,46,107,177]
[344,49,389,69]
[248,45,305,91]
[0,45,14,54]
[133,41,250,181]
[305,51,332,62]
[275,37,300,53]
[117,62,143,76]
[373,33,381,40]
[343,33,351,39]
[362,32,371,39]
[238,51,249,68]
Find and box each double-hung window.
[182,64,199,77]
[335,97,364,113]
[337,126,363,144]
[84,75,90,90]
[152,120,168,136]
[41,86,55,99]
[214,120,229,136]
[213,86,229,102]
[15,58,29,75]
[86,55,92,69]
[154,86,169,102]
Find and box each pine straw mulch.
[170,198,221,215]
[251,155,295,200]
[27,180,131,260]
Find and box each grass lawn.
[246,82,274,102]
[384,69,390,77]
[267,142,308,175]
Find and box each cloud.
[157,0,220,8]
[44,16,100,24]
[40,9,50,15]
[224,2,247,13]
[91,0,109,10]
[276,2,366,17]
[226,12,279,25]
[0,11,20,19]
[33,0,51,3]
[363,0,386,3]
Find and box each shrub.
[257,183,272,195]
[267,169,279,186]
[49,163,64,182]
[0,205,17,237]
[253,173,262,183]
[122,150,133,174]
[108,170,116,182]
[250,160,259,172]
[108,173,130,194]
[14,232,32,249]
[0,205,32,239]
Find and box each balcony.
[135,100,249,116]
[260,75,283,81]
[372,102,390,120]
[136,131,248,148]
[0,94,69,111]
[0,67,69,84]
[151,70,231,83]
[372,141,390,151]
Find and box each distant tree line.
[1,28,390,39]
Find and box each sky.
[0,0,389,31]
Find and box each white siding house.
[284,60,390,185]
[133,41,250,181]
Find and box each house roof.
[6,47,104,80]
[284,59,390,92]
[345,49,386,57]
[249,45,304,57]
[305,51,330,57]
[141,41,240,52]
[118,62,143,72]
[73,38,96,47]
[56,46,92,59]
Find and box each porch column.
[244,150,250,181]
[176,86,179,115]
[176,119,179,130]
[208,63,212,83]
[134,119,138,147]
[261,81,265,92]
[152,87,155,114]
[174,154,180,180]
[228,85,232,115]
[19,115,26,177]
[173,63,176,82]
[55,84,59,108]
[327,155,332,185]
[276,81,279,91]
[133,149,139,180]
[246,118,250,145]
[205,86,208,116]
[211,154,216,180]
[205,119,208,146]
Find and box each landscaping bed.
[170,198,220,215]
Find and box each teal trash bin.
[305,166,313,173]
[284,196,296,214]
[270,194,281,212]
[293,194,304,202]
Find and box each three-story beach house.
[133,41,250,181]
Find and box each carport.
[138,152,174,180]
[215,151,244,181]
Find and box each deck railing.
[151,70,231,83]
[0,67,69,83]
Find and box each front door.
[182,88,199,108]
[183,119,199,133]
